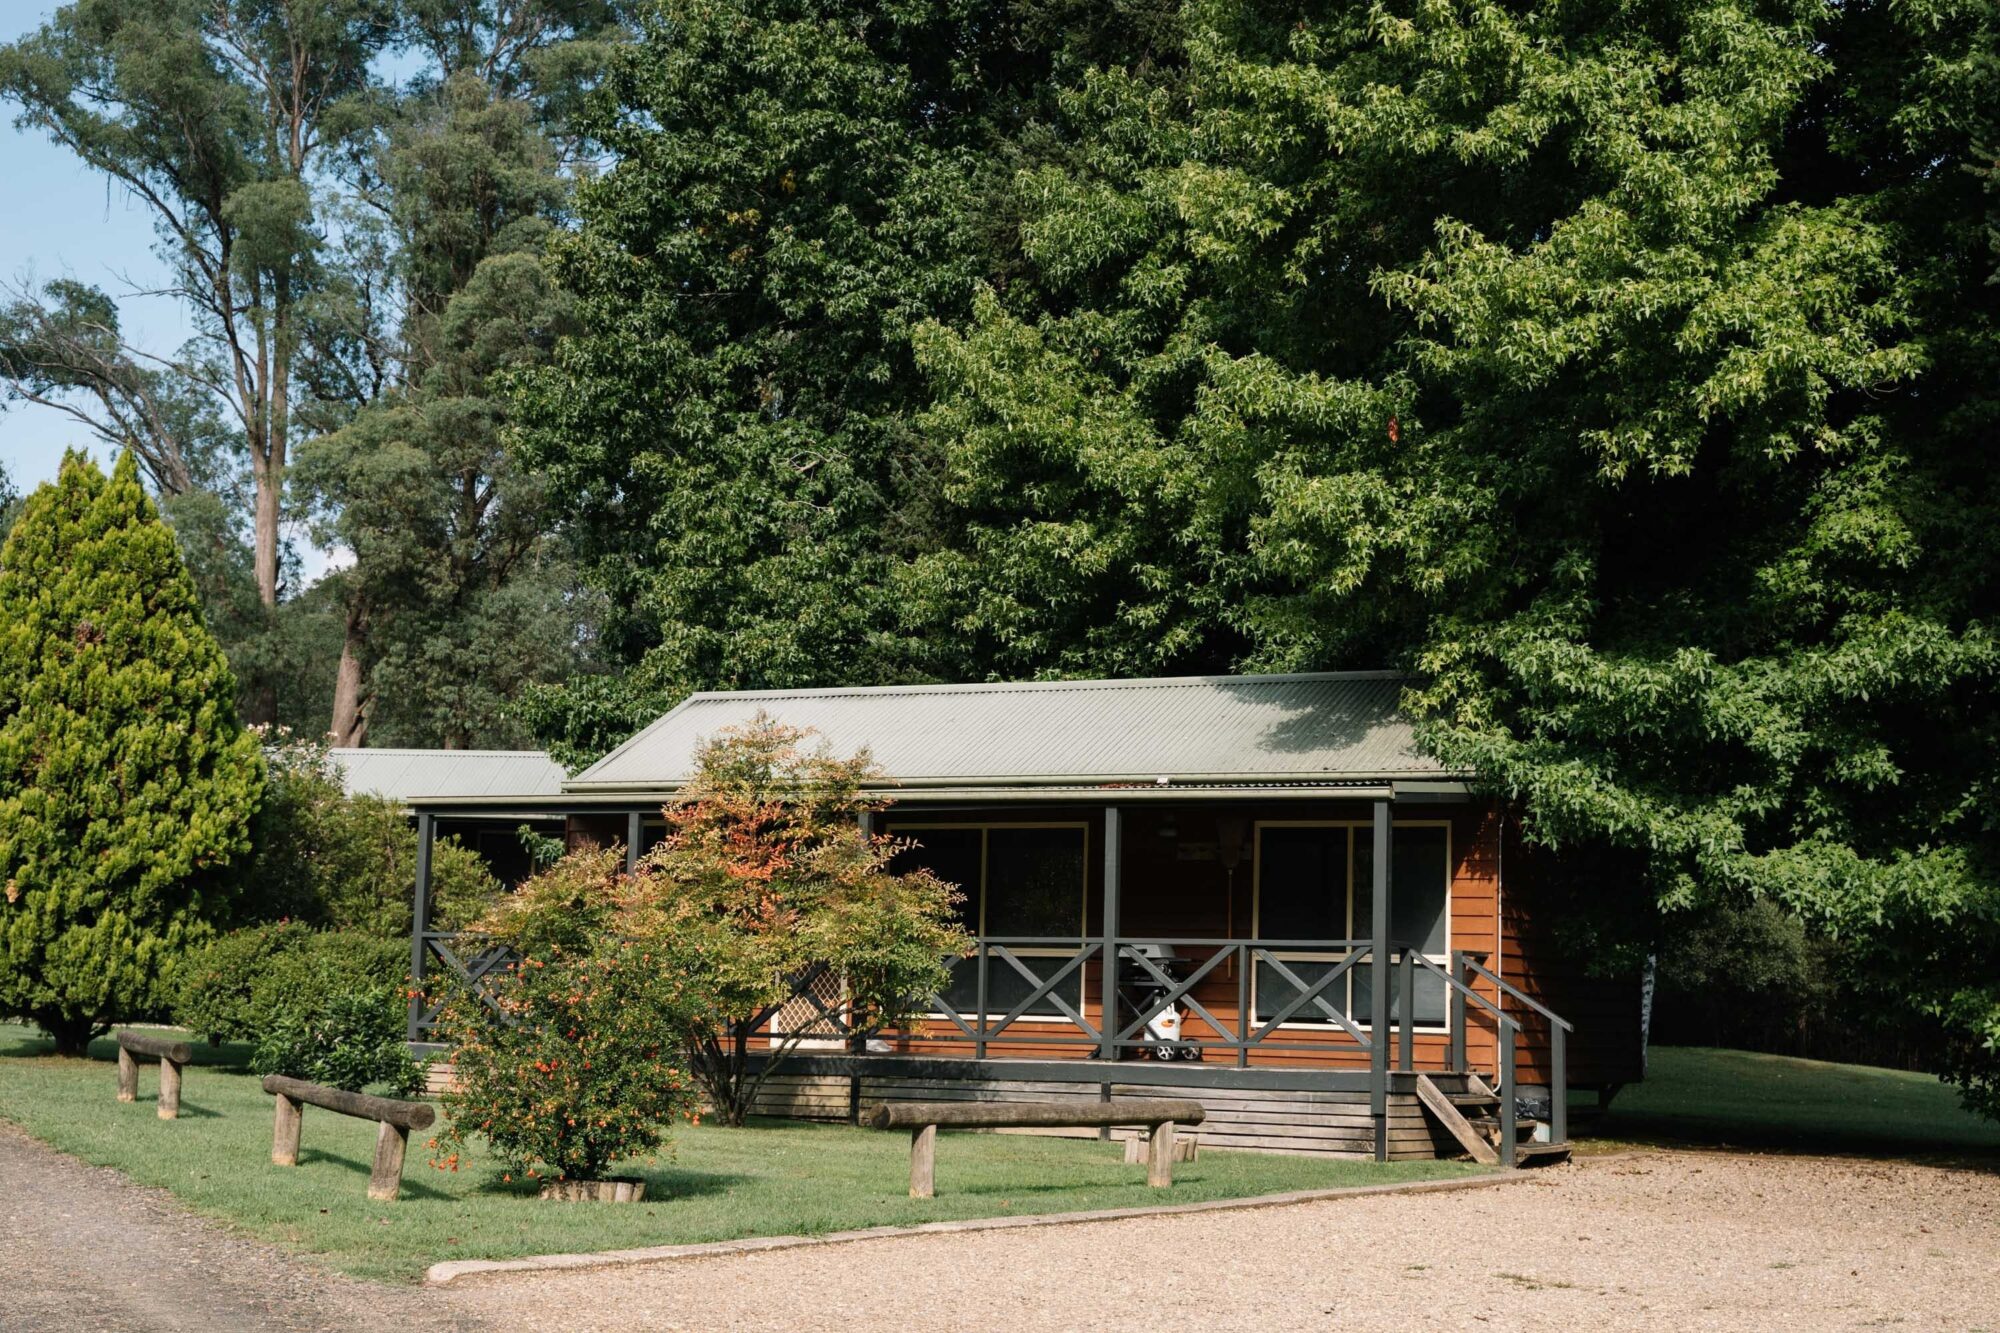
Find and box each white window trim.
[1251,819,1454,1035]
[888,820,1091,1026]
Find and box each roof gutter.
[561,768,1467,794]
[409,778,1476,811]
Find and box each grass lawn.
[1588,1046,2000,1165]
[0,1024,1479,1282]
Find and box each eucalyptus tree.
[0,1,391,628]
[293,5,619,747]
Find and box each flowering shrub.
[626,714,968,1124]
[430,848,704,1183]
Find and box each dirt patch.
[0,1122,475,1332]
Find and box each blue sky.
[0,9,189,489]
[0,7,343,581]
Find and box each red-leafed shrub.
[429,847,704,1184]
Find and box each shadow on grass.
[473,1165,750,1201]
[1585,1112,2000,1174]
[0,1028,257,1071]
[122,1097,224,1120]
[296,1147,458,1201]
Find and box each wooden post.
[157,1056,182,1120]
[369,1121,410,1203]
[1099,805,1121,1061]
[271,1092,303,1166]
[1146,1120,1176,1187]
[1370,798,1392,1162]
[909,1124,937,1199]
[625,810,643,874]
[1397,947,1415,1072]
[408,811,434,1043]
[116,1046,137,1103]
[1448,950,1468,1072]
[1550,1024,1568,1144]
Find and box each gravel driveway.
[447,1149,2000,1333]
[4,1119,1994,1331]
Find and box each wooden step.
[1512,1140,1572,1166]
[1414,1074,1498,1166]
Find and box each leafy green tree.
[910,0,2000,1113]
[0,451,263,1055]
[297,34,611,748]
[0,277,241,499]
[511,0,1060,756]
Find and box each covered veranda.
[406,673,1591,1163]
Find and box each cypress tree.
[0,451,263,1055]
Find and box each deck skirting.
[745,1056,1465,1160]
[416,1052,1473,1160]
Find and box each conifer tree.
[0,451,263,1055]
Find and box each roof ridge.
[678,670,1413,705]
[329,748,556,758]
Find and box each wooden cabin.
[406,672,1645,1164]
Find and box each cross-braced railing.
[409,931,516,1039]
[410,927,1570,1164]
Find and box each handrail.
[1460,955,1575,1032]
[1444,949,1568,1157]
[1407,951,1504,1022]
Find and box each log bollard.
[115,1031,193,1120]
[261,1074,436,1202]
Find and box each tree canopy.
[517,0,2000,1113]
[0,0,1993,1112]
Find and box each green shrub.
[243,932,421,1095]
[174,921,313,1044]
[240,738,500,936]
[252,990,421,1096]
[250,931,408,1011]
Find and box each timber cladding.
[749,1073,1458,1161]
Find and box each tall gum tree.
[0,0,389,719]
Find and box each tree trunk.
[253,449,283,609]
[41,1015,98,1058]
[329,595,372,747]
[242,450,283,727]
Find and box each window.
[890,822,1088,1020]
[1252,822,1452,1030]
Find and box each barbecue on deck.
[405,672,1645,1164]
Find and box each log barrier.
[115,1031,193,1120]
[865,1097,1207,1197]
[261,1074,436,1203]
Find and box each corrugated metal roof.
[329,749,568,803]
[566,672,1451,793]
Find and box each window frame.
[887,820,1091,1025]
[1250,819,1454,1034]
